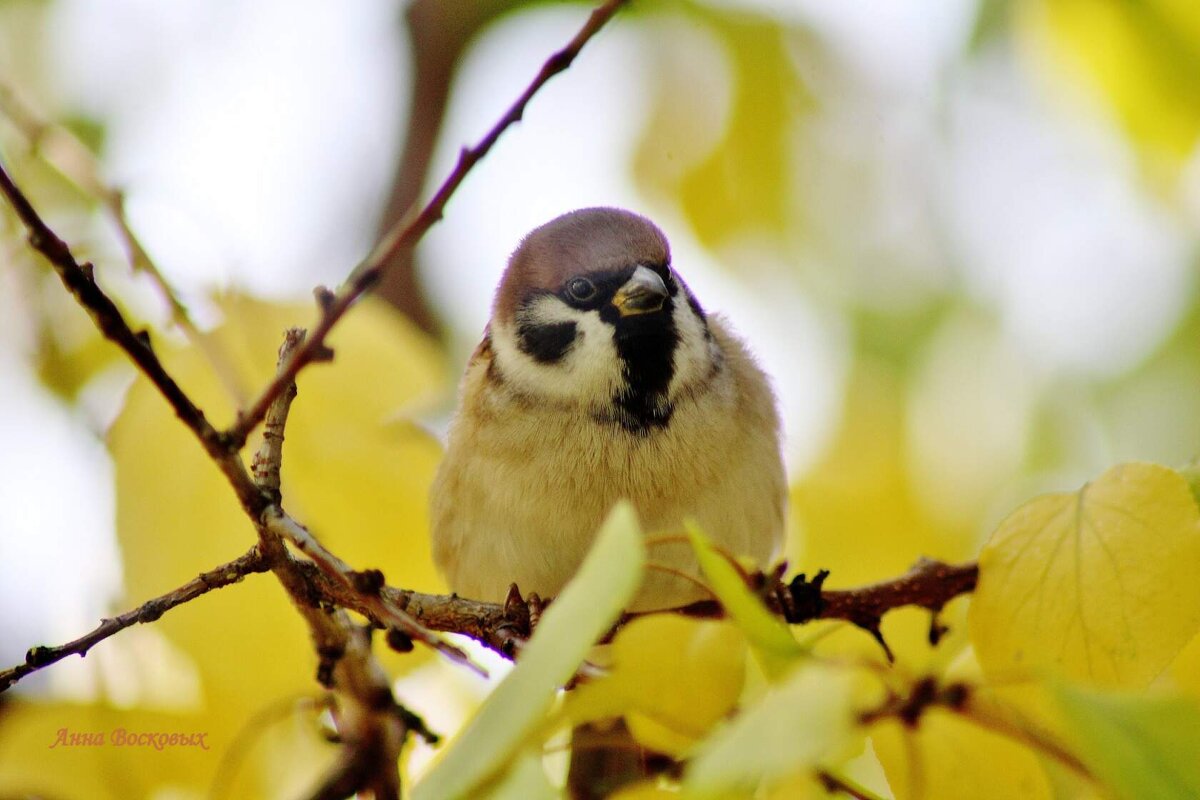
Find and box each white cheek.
[669,291,718,399]
[492,296,624,406]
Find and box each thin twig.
[249,331,405,800]
[0,159,266,515]
[0,546,268,692]
[957,694,1093,781]
[262,509,481,673]
[0,0,632,678]
[225,0,631,449]
[247,330,470,667]
[0,82,247,403]
[645,562,719,599]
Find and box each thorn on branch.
[313,285,336,312]
[133,329,153,353]
[385,629,414,654]
[783,569,829,623]
[316,644,346,689]
[928,607,949,646]
[350,569,386,596]
[493,584,546,657]
[396,703,440,746]
[864,620,894,664]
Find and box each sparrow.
[430,207,785,613]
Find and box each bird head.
[487,207,718,433]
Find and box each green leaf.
[413,502,646,800]
[60,114,107,154]
[1055,685,1200,800]
[967,0,1013,52]
[969,462,1200,688]
[1177,461,1200,508]
[687,522,802,679]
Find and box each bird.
[430,207,786,614]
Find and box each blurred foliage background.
[1,0,1199,796]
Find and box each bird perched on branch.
[431,207,785,614]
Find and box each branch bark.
[224,0,631,450]
[0,546,268,692]
[0,0,631,675]
[251,329,411,800]
[370,0,515,332]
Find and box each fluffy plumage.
[431,208,785,612]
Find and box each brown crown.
[494,207,671,323]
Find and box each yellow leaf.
[1169,630,1200,697]
[634,8,810,248]
[969,462,1200,688]
[413,502,645,800]
[687,524,801,678]
[564,616,747,756]
[1021,0,1200,172]
[872,708,1052,800]
[34,313,123,400]
[106,294,445,790]
[682,663,877,798]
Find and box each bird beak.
[612,265,668,317]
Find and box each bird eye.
[566,277,596,302]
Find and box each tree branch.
[0,546,268,692]
[0,82,248,404]
[371,1,515,331]
[0,160,267,516]
[289,557,980,663]
[224,0,631,450]
[249,330,412,800]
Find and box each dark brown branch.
[225,0,631,450]
[251,331,405,800]
[858,675,1093,782]
[371,1,514,331]
[812,558,979,626]
[0,0,631,677]
[0,164,464,667]
[769,557,978,661]
[291,558,980,663]
[0,546,268,692]
[0,160,268,517]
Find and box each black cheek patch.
[517,320,578,363]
